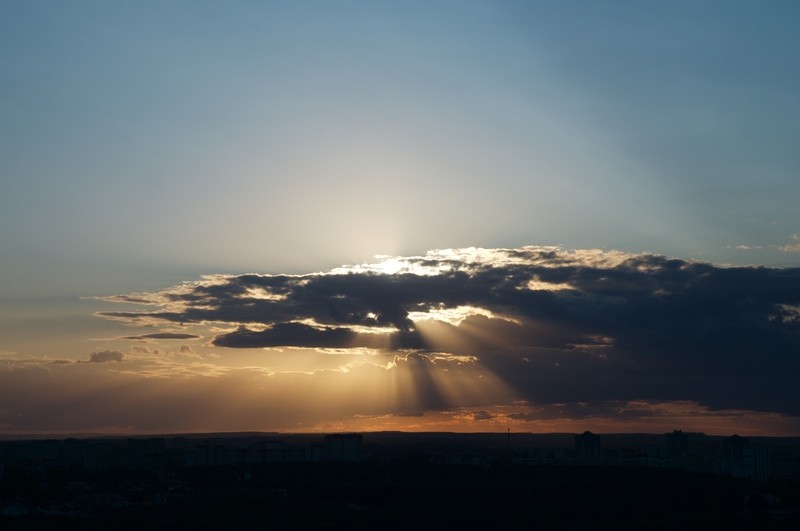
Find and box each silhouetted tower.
[575,431,602,463]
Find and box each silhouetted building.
[666,430,689,459]
[720,435,771,482]
[722,434,749,463]
[752,446,771,483]
[323,434,363,461]
[575,431,602,463]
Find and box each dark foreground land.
[3,462,800,530]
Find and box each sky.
[1,1,799,436]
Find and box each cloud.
[213,322,422,350]
[778,235,800,253]
[95,246,800,419]
[781,243,800,253]
[119,332,200,340]
[472,410,494,421]
[88,350,125,363]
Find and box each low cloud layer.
[3,350,795,435]
[96,246,800,421]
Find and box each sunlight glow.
[240,287,288,301]
[524,276,574,291]
[407,305,511,326]
[330,255,452,276]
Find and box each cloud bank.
[96,246,800,421]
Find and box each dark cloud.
[472,410,494,421]
[88,350,125,363]
[213,323,423,350]
[96,247,800,418]
[120,332,200,340]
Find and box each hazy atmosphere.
[2,1,799,436]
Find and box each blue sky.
[1,2,799,434]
